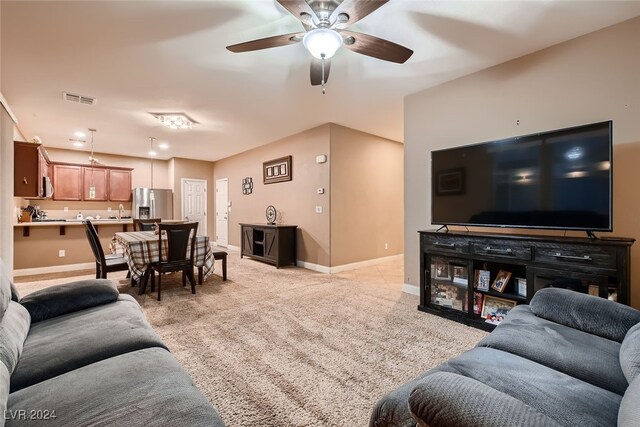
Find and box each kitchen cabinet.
[108,169,132,202]
[52,164,83,201]
[51,162,132,202]
[14,141,50,198]
[82,166,109,201]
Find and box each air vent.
[62,92,96,106]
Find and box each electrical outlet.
[108,207,112,212]
[315,206,323,214]
[63,207,68,212]
[58,250,65,257]
[385,243,388,250]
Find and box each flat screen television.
[431,121,613,232]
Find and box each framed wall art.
[242,177,253,195]
[263,155,292,184]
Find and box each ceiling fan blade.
[226,32,304,53]
[310,58,331,86]
[340,30,413,64]
[330,0,389,27]
[277,0,317,30]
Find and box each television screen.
[431,121,612,231]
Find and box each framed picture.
[491,269,512,293]
[475,269,491,291]
[452,265,468,285]
[435,168,465,196]
[263,155,292,184]
[481,295,517,325]
[242,177,253,195]
[434,261,450,280]
[473,292,484,315]
[516,277,527,297]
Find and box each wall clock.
[266,205,277,225]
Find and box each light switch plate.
[316,154,327,164]
[317,188,325,194]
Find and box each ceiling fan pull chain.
[321,53,326,95]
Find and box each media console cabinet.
[240,223,297,268]
[419,230,634,330]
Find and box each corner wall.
[404,17,640,307]
[213,124,331,267]
[329,124,403,266]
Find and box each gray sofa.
[370,288,640,427]
[0,268,225,426]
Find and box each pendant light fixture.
[148,137,156,188]
[88,128,97,199]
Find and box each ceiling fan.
[226,0,413,93]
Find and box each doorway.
[215,178,229,247]
[181,178,207,235]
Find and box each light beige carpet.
[15,254,487,426]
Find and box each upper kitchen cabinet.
[14,141,50,198]
[52,164,83,201]
[82,166,109,201]
[108,168,132,202]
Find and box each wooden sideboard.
[240,223,297,268]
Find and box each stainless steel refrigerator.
[132,188,173,220]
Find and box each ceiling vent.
[62,92,96,106]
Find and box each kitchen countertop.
[14,219,134,227]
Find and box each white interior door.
[182,178,207,235]
[215,178,229,247]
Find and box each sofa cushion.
[0,302,30,375]
[19,279,119,323]
[619,375,640,426]
[409,372,561,427]
[440,347,622,427]
[620,322,640,383]
[530,288,640,342]
[7,347,225,427]
[478,305,627,395]
[11,295,166,392]
[0,364,10,427]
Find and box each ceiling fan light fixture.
[303,28,343,59]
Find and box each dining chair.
[133,218,162,231]
[147,222,199,301]
[83,220,129,279]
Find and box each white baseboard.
[296,260,331,274]
[296,254,403,274]
[328,254,403,274]
[402,283,420,296]
[14,262,95,277]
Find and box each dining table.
[111,231,215,291]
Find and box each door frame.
[215,178,229,247]
[181,178,208,236]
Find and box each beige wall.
[1,105,14,271]
[170,157,215,237]
[404,17,640,308]
[213,125,331,266]
[330,124,404,266]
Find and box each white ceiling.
[2,1,640,161]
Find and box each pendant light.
[148,137,156,188]
[88,128,97,199]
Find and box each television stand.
[418,230,634,331]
